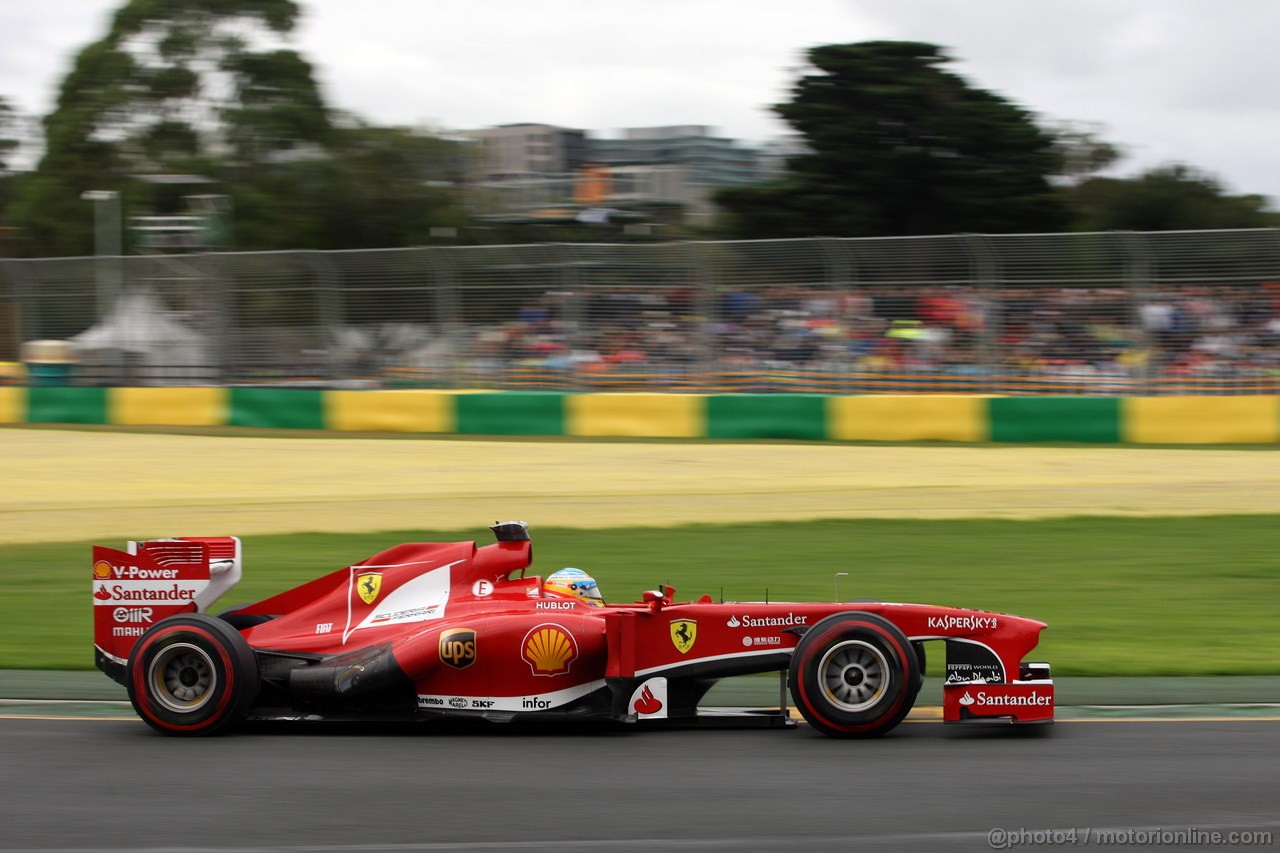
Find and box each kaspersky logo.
[927,615,998,631]
[960,691,1051,707]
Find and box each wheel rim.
[818,639,889,712]
[148,642,217,714]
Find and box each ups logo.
[439,628,477,669]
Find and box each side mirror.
[643,586,677,610]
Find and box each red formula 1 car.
[92,522,1054,737]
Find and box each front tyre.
[788,612,918,738]
[126,614,259,736]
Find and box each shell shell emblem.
[93,560,113,580]
[522,624,578,676]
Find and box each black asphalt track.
[2,717,1277,852]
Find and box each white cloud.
[1,0,1278,203]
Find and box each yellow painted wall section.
[568,393,705,438]
[110,387,226,426]
[827,395,988,442]
[327,389,454,433]
[0,387,22,424]
[1123,396,1280,444]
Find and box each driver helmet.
[544,568,604,608]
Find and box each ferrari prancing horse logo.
[670,619,697,654]
[356,571,383,605]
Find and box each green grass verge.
[3,517,1276,675]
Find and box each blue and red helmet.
[544,568,604,607]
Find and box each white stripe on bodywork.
[94,644,127,666]
[418,679,607,713]
[343,560,461,644]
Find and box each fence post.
[420,245,457,390]
[819,237,855,394]
[1114,231,1152,395]
[303,250,345,386]
[960,234,999,395]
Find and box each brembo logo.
[927,615,998,631]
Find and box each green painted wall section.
[228,388,325,430]
[2,388,1275,444]
[706,394,827,440]
[24,387,108,424]
[455,392,566,436]
[989,397,1123,443]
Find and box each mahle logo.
[439,628,477,669]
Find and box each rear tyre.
[788,612,918,738]
[126,614,259,736]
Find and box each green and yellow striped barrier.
[2,387,1278,444]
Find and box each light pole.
[81,190,123,381]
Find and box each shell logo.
[521,624,577,676]
[93,561,113,580]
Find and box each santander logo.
[961,691,1051,707]
[633,684,663,715]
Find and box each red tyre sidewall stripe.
[131,625,237,734]
[796,620,911,735]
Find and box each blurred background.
[1,1,1278,394]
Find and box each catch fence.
[2,230,1279,395]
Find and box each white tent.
[71,287,212,384]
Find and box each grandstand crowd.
[438,282,1280,393]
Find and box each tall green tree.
[13,0,331,256]
[1048,120,1122,186]
[317,119,468,249]
[0,97,21,174]
[716,41,1069,238]
[1069,164,1278,231]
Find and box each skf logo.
[670,619,697,654]
[522,624,577,676]
[93,560,113,580]
[355,571,383,605]
[440,628,477,669]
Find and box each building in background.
[587,125,765,222]
[459,123,768,226]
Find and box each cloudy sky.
[3,0,1279,205]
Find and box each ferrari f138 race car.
[92,522,1054,737]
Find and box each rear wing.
[92,536,242,679]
